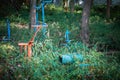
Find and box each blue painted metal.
[79,64,97,68]
[36,9,39,24]
[3,19,11,41]
[41,2,45,23]
[41,1,46,37]
[65,30,70,43]
[41,0,52,35]
[42,23,47,37]
[35,0,52,24]
[60,54,83,64]
[35,6,41,23]
[79,64,90,67]
[7,19,10,40]
[36,12,38,22]
[42,23,47,27]
[34,6,41,32]
[34,0,52,35]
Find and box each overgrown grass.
[0,5,120,80]
[0,41,120,80]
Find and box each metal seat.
[18,25,43,57]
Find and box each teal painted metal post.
[34,6,41,32]
[36,8,39,24]
[3,19,11,41]
[41,0,52,37]
[41,1,46,37]
[7,19,10,40]
[35,6,41,24]
[42,2,45,23]
[65,30,70,43]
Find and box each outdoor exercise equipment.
[59,54,93,68]
[60,29,71,46]
[0,19,11,41]
[18,0,52,57]
[59,53,84,64]
[34,0,52,35]
[18,25,44,57]
[35,0,53,24]
[35,6,41,25]
[59,54,95,67]
[41,0,52,37]
[65,30,71,43]
[34,4,41,32]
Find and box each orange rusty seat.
[18,25,43,57]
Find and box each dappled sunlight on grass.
[0,43,15,51]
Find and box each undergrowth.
[0,5,120,80]
[0,41,120,80]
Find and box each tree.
[80,0,92,46]
[63,0,69,12]
[106,0,111,19]
[70,0,74,12]
[30,0,36,29]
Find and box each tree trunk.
[70,0,74,12]
[106,0,111,19]
[30,0,36,29]
[63,0,69,12]
[80,0,92,46]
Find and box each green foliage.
[0,5,120,80]
[0,42,120,80]
[90,14,120,50]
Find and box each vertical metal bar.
[41,1,46,37]
[34,6,40,32]
[42,2,45,23]
[34,9,38,32]
[65,30,70,43]
[36,10,38,24]
[7,19,10,40]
